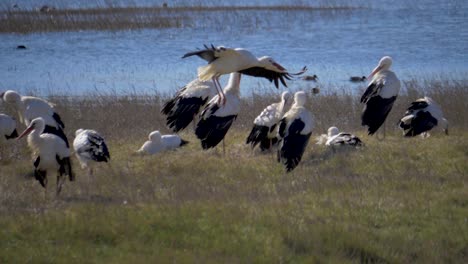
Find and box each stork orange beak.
[368,65,382,79]
[17,125,34,140]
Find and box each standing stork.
[360,56,400,135]
[17,117,73,196]
[182,45,306,104]
[316,126,363,147]
[0,113,18,143]
[136,130,189,155]
[195,73,241,150]
[73,129,110,176]
[161,78,217,132]
[398,96,448,137]
[246,91,292,151]
[1,90,69,146]
[277,91,314,172]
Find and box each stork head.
[149,131,162,142]
[75,129,84,136]
[294,91,307,106]
[257,56,287,72]
[2,90,21,104]
[327,126,339,137]
[17,117,45,140]
[281,91,292,104]
[441,118,449,135]
[368,56,393,79]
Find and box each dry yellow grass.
[0,80,466,263]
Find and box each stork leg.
[212,77,226,105]
[222,139,226,156]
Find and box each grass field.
[0,80,467,263]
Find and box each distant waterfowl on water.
[137,130,188,155]
[73,129,110,175]
[0,113,18,143]
[360,56,400,135]
[16,45,27,50]
[17,117,73,196]
[246,91,292,151]
[1,90,69,146]
[398,96,448,137]
[161,78,217,133]
[195,73,241,150]
[182,44,306,104]
[317,126,363,147]
[277,91,313,172]
[302,74,318,81]
[350,76,366,82]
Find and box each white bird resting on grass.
[316,127,363,147]
[277,91,314,172]
[398,96,448,137]
[161,78,217,132]
[0,113,18,143]
[136,130,189,155]
[16,117,73,197]
[182,44,307,104]
[195,73,241,151]
[246,91,292,151]
[1,90,69,146]
[360,56,401,136]
[73,129,110,175]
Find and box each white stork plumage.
[0,113,18,143]
[137,130,189,155]
[246,91,292,151]
[195,72,241,150]
[277,91,314,172]
[316,127,363,147]
[161,78,217,132]
[1,90,69,146]
[73,129,110,175]
[182,45,306,104]
[398,96,448,137]
[17,117,73,196]
[360,56,401,135]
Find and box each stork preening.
[398,96,448,137]
[195,73,241,150]
[17,117,73,196]
[1,90,69,146]
[317,126,363,147]
[360,56,400,135]
[182,45,306,104]
[161,78,217,132]
[246,91,292,151]
[137,130,189,155]
[0,113,18,143]
[73,129,110,175]
[277,91,314,172]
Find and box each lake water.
[0,0,467,96]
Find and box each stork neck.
[224,73,241,96]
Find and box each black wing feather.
[361,96,397,135]
[195,115,237,149]
[239,67,291,88]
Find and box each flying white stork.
[316,126,363,147]
[360,56,400,135]
[398,96,448,137]
[136,130,189,155]
[1,90,69,146]
[277,91,314,172]
[246,91,292,151]
[17,117,73,196]
[0,113,18,143]
[195,72,241,150]
[73,129,110,175]
[161,78,217,132]
[182,45,306,104]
